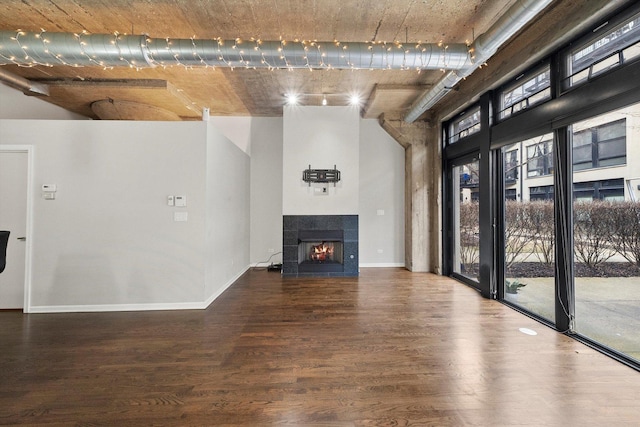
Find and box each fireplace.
[283,215,358,277]
[298,230,344,273]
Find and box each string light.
[1,29,476,74]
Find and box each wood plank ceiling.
[0,0,519,120]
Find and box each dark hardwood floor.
[1,268,639,426]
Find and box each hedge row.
[459,200,640,269]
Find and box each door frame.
[0,145,34,312]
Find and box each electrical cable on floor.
[253,251,283,271]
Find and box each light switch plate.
[174,212,188,222]
[175,195,187,207]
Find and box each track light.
[283,92,363,107]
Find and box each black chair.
[0,230,9,274]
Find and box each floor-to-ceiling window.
[569,104,640,362]
[501,134,556,322]
[445,105,483,286]
[442,2,640,369]
[452,159,480,282]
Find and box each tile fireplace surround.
[282,215,358,277]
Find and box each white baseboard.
[359,263,406,268]
[27,265,252,314]
[203,265,250,308]
[28,301,206,313]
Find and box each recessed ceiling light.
[348,93,362,106]
[285,93,299,105]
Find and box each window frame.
[442,0,640,371]
[561,8,640,92]
[447,105,482,144]
[497,64,552,121]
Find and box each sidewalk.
[504,276,640,361]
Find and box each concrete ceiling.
[0,0,525,120]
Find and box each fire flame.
[310,242,333,261]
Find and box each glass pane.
[570,68,589,86]
[572,145,592,166]
[598,119,625,139]
[526,138,553,177]
[500,68,550,119]
[505,150,518,184]
[452,160,480,281]
[591,53,621,77]
[598,138,626,164]
[529,88,551,105]
[570,103,640,363]
[449,107,481,144]
[623,41,640,61]
[572,117,627,170]
[569,13,640,87]
[502,135,556,322]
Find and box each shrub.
[609,201,640,268]
[459,201,479,275]
[573,200,617,268]
[526,200,555,265]
[505,200,536,269]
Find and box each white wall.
[0,83,88,120]
[205,122,251,301]
[283,106,360,215]
[0,84,403,313]
[248,118,284,266]
[248,108,404,267]
[210,116,283,266]
[210,116,253,155]
[0,121,208,310]
[359,120,405,267]
[0,119,251,312]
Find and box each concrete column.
[427,124,442,275]
[379,115,439,273]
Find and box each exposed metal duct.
[0,30,472,71]
[0,68,49,96]
[404,0,554,123]
[0,0,552,115]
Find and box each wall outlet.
[314,185,328,195]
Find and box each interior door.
[0,151,28,309]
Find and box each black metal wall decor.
[302,165,341,186]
